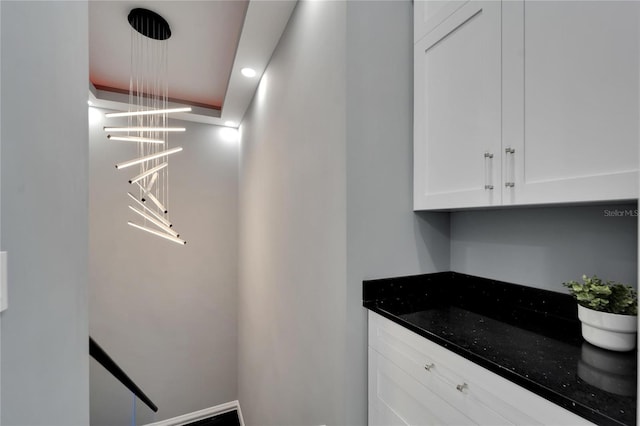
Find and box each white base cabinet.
[368,311,593,426]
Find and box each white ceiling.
[89,0,297,126]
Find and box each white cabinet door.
[503,0,639,205]
[414,1,502,210]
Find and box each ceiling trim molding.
[90,83,221,125]
[94,84,222,111]
[220,0,298,125]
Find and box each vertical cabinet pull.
[504,147,515,188]
[484,152,494,190]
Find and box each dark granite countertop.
[363,272,637,426]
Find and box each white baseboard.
[144,400,245,426]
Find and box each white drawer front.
[369,347,475,426]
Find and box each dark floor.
[184,410,240,426]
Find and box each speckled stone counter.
[363,272,637,426]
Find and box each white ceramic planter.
[577,305,638,352]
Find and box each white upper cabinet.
[503,0,639,205]
[414,1,502,209]
[414,0,639,210]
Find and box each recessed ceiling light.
[220,127,239,143]
[241,68,257,78]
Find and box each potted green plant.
[564,275,638,352]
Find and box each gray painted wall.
[345,1,450,424]
[238,1,348,425]
[1,1,90,425]
[0,1,3,413]
[239,1,451,424]
[450,203,638,291]
[89,110,239,421]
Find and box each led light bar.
[127,192,171,227]
[104,127,186,133]
[146,172,159,193]
[105,107,192,118]
[128,221,186,245]
[128,163,167,185]
[128,205,179,237]
[115,147,182,170]
[107,135,165,144]
[135,182,167,214]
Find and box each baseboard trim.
[144,400,244,426]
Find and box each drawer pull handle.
[504,147,516,189]
[483,152,494,191]
[424,363,435,371]
[456,382,468,392]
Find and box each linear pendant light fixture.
[105,7,188,245]
[128,222,186,245]
[105,107,192,118]
[127,192,172,227]
[145,172,159,192]
[128,162,167,185]
[105,127,186,133]
[135,181,168,214]
[128,205,179,237]
[107,135,165,144]
[115,147,182,170]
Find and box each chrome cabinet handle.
[484,152,494,190]
[504,147,515,188]
[424,363,435,371]
[456,382,468,392]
